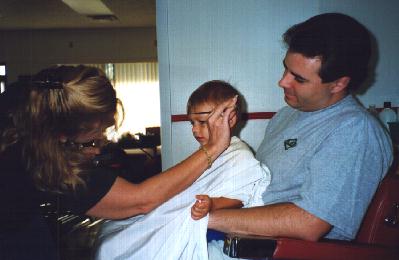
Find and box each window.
[113,62,160,139]
[67,62,160,141]
[0,64,5,76]
[0,63,6,93]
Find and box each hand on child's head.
[206,95,238,149]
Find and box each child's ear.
[228,112,238,129]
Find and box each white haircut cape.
[95,136,270,260]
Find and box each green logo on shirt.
[284,139,297,150]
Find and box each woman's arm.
[86,96,237,219]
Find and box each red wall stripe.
[171,114,190,122]
[171,107,398,122]
[171,112,276,122]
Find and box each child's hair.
[187,80,241,118]
[0,65,122,192]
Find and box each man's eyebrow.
[282,59,308,82]
[291,71,308,82]
[283,60,288,69]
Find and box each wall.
[157,0,399,169]
[319,0,399,105]
[0,27,157,82]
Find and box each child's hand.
[191,194,212,220]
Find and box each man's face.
[278,52,337,112]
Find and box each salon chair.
[223,168,399,260]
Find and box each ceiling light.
[62,0,113,15]
[87,14,118,22]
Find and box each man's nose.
[278,72,291,89]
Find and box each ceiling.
[0,0,156,30]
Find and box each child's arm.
[191,194,243,220]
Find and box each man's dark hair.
[283,13,372,92]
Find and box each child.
[95,80,270,260]
[187,81,264,220]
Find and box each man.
[208,12,393,245]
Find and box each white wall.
[319,0,399,105]
[0,27,157,82]
[157,0,399,169]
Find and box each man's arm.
[208,202,331,241]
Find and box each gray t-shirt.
[256,95,393,240]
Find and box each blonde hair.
[0,65,121,192]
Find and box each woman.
[0,65,236,259]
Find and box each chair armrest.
[224,234,399,260]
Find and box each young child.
[187,81,261,221]
[95,80,270,260]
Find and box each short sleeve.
[59,167,119,215]
[295,117,391,239]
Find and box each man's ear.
[331,76,350,94]
[228,112,238,129]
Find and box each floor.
[57,217,103,260]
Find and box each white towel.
[95,136,270,260]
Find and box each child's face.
[188,102,214,146]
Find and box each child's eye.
[199,120,207,125]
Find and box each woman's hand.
[205,96,238,159]
[191,194,212,220]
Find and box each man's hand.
[191,194,213,220]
